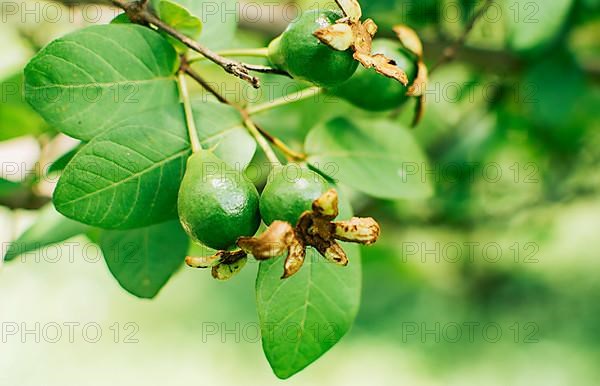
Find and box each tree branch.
[180,64,307,162]
[180,59,229,105]
[110,0,288,88]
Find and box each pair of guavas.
[268,9,419,111]
[178,151,327,251]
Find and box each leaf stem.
[182,65,303,163]
[188,48,269,64]
[248,87,324,116]
[243,118,281,165]
[254,124,306,161]
[177,71,202,153]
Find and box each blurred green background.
[1,0,599,384]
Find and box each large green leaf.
[53,101,255,229]
[99,220,189,298]
[3,204,90,262]
[256,191,361,379]
[53,105,188,229]
[24,24,179,141]
[305,117,433,200]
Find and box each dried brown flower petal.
[407,61,428,97]
[351,22,374,55]
[185,254,220,269]
[318,241,349,266]
[313,23,354,51]
[185,250,246,269]
[212,256,248,281]
[282,238,306,279]
[412,95,426,128]
[312,189,339,219]
[237,221,295,260]
[333,217,380,245]
[335,0,362,22]
[354,52,409,86]
[393,24,423,58]
[362,19,378,37]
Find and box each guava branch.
[179,61,307,162]
[110,0,286,88]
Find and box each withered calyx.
[187,189,380,280]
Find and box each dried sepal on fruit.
[335,0,362,22]
[212,256,248,281]
[393,24,429,126]
[187,188,380,280]
[185,253,221,269]
[313,0,409,86]
[282,238,306,279]
[393,24,428,98]
[408,61,428,97]
[333,217,380,245]
[412,95,426,127]
[319,242,349,266]
[313,23,354,51]
[311,188,339,219]
[186,249,247,269]
[239,220,308,279]
[353,52,409,86]
[392,24,423,58]
[232,188,381,279]
[296,189,380,269]
[186,249,248,281]
[238,221,296,260]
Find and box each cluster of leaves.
[2,0,597,380]
[3,0,432,379]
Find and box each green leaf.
[159,0,237,49]
[0,74,49,141]
[110,13,132,24]
[305,117,433,200]
[99,220,189,298]
[46,145,82,175]
[53,101,255,229]
[3,204,89,262]
[504,0,574,53]
[24,24,180,141]
[53,104,188,229]
[256,190,361,379]
[154,0,203,52]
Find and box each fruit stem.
[254,125,307,161]
[248,87,324,116]
[243,118,281,165]
[177,71,202,153]
[188,48,270,64]
[181,64,299,162]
